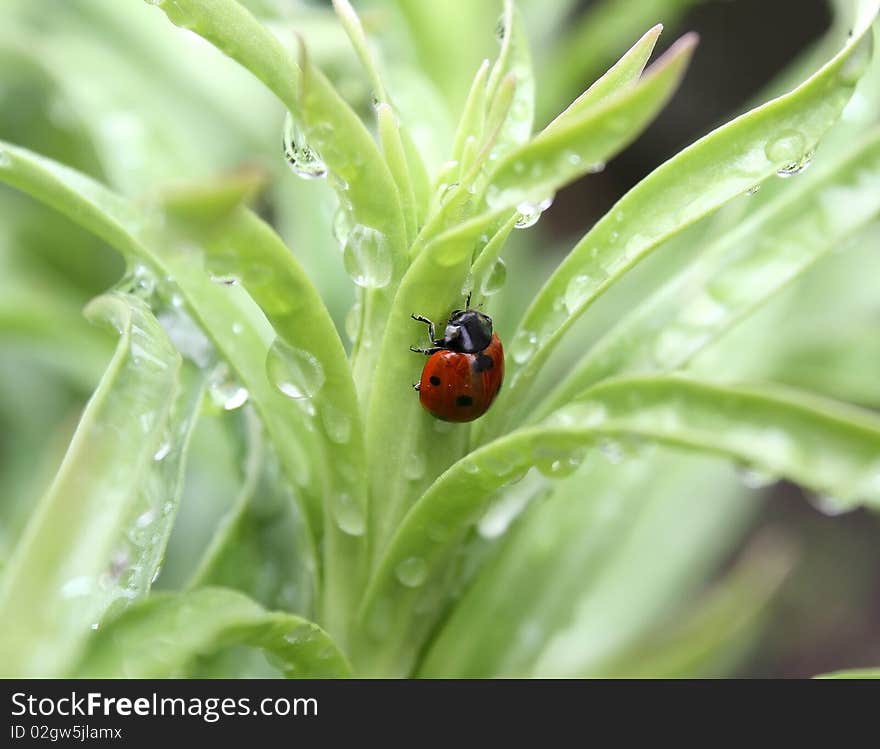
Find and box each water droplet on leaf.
[282,111,328,180]
[266,339,325,400]
[395,557,429,587]
[332,492,366,536]
[480,258,507,296]
[343,224,392,288]
[515,196,553,229]
[209,364,249,410]
[510,329,538,364]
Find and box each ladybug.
[410,296,504,422]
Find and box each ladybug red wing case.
[418,334,504,422]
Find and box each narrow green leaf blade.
[542,23,663,135]
[72,588,351,678]
[0,293,181,677]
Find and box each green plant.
[1,0,879,678]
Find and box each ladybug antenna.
[465,291,472,309]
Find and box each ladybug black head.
[441,309,493,353]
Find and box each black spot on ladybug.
[429,375,441,386]
[456,395,474,407]
[473,353,494,373]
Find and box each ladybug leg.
[411,313,436,341]
[465,291,472,309]
[412,382,421,391]
[410,345,442,355]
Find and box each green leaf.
[482,32,696,211]
[484,0,535,162]
[359,375,880,675]
[391,0,497,112]
[420,451,756,677]
[0,140,322,575]
[364,207,512,560]
[332,0,388,104]
[146,0,407,398]
[0,292,181,677]
[188,410,314,615]
[450,58,491,169]
[537,0,701,122]
[144,0,300,111]
[72,587,351,678]
[478,3,879,441]
[377,102,419,245]
[816,668,880,679]
[533,126,880,420]
[542,23,663,135]
[200,208,368,642]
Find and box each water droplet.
[208,364,249,411]
[736,465,778,489]
[90,622,100,630]
[461,459,480,474]
[565,150,581,166]
[563,273,598,314]
[764,129,806,164]
[232,322,243,335]
[135,509,156,528]
[157,306,214,368]
[345,301,362,343]
[809,493,857,517]
[332,492,366,536]
[460,270,474,298]
[321,402,352,444]
[153,439,171,461]
[404,453,426,481]
[535,449,585,478]
[599,438,624,464]
[209,275,239,286]
[122,263,157,300]
[746,184,762,196]
[480,258,507,296]
[343,224,392,288]
[333,204,354,247]
[776,149,814,178]
[434,419,455,434]
[282,112,328,179]
[510,329,538,365]
[266,339,325,400]
[515,196,554,229]
[395,556,429,587]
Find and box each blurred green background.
[1,0,878,677]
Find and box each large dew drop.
[332,492,366,536]
[208,364,249,411]
[510,329,538,365]
[480,258,507,296]
[343,224,392,288]
[321,402,352,444]
[514,196,554,229]
[266,339,325,400]
[282,112,328,180]
[395,556,428,588]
